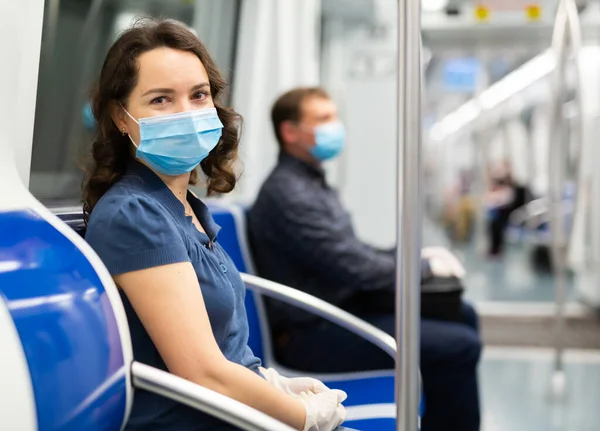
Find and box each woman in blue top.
[82,18,346,431]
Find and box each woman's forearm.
[196,360,306,430]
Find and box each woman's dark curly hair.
[82,18,240,222]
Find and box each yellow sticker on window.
[526,5,542,21]
[474,5,490,22]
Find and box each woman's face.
[114,47,214,146]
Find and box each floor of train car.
[456,241,570,303]
[421,218,570,303]
[480,347,600,431]
[447,236,600,350]
[422,220,600,430]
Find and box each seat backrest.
[206,203,254,273]
[206,201,266,362]
[52,206,87,238]
[1,204,133,430]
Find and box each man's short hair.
[271,87,330,148]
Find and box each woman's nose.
[173,99,194,113]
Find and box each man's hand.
[421,247,466,279]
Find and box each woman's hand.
[299,389,347,431]
[260,367,348,430]
[260,367,330,397]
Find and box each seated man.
[248,87,482,431]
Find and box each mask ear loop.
[120,103,140,148]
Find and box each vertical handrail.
[548,0,568,393]
[547,0,582,395]
[567,0,583,174]
[474,57,491,254]
[564,0,584,255]
[395,0,422,430]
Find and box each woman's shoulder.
[86,186,174,239]
[85,186,188,276]
[92,186,157,219]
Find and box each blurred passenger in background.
[485,161,528,257]
[248,87,482,431]
[485,164,514,257]
[443,169,476,243]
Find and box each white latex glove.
[421,246,466,279]
[260,367,329,397]
[300,389,347,431]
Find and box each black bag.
[420,275,464,322]
[343,274,465,323]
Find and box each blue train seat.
[207,200,405,431]
[0,203,133,430]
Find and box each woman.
[83,18,346,431]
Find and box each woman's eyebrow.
[141,83,209,97]
[141,88,175,97]
[190,83,210,91]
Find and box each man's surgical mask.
[122,106,223,176]
[310,121,346,161]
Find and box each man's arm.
[269,196,397,293]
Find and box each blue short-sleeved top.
[85,161,261,431]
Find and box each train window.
[29,0,240,205]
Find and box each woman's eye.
[150,96,168,105]
[192,91,209,101]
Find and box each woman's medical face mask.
[309,121,346,161]
[122,106,223,176]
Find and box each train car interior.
[2,0,600,430]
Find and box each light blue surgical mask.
[122,106,223,176]
[310,121,346,161]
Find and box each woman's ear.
[110,101,129,134]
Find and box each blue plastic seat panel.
[0,209,128,431]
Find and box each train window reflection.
[29,0,240,205]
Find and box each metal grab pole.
[395,0,422,430]
[547,0,580,398]
[564,0,584,257]
[473,59,491,255]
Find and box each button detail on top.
[219,263,228,273]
